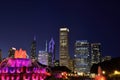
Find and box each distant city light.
[77,72,84,76]
[102,71,106,75]
[60,28,69,32]
[114,70,120,75]
[12,47,16,50]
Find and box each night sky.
[0,0,120,59]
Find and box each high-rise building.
[69,59,74,72]
[38,51,49,65]
[49,38,55,66]
[0,49,2,62]
[30,36,37,60]
[59,28,70,68]
[74,40,90,74]
[91,43,101,66]
[102,56,111,62]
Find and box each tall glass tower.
[49,38,55,66]
[74,40,90,74]
[30,36,37,60]
[59,28,70,68]
[91,43,101,66]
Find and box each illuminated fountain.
[0,48,51,80]
[95,66,106,80]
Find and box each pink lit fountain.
[0,48,51,80]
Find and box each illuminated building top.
[60,28,69,32]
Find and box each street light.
[102,71,105,74]
[114,70,120,75]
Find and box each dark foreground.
[46,76,120,80]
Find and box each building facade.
[54,60,59,66]
[69,59,74,72]
[74,40,90,74]
[91,43,101,66]
[49,38,55,66]
[0,49,2,62]
[38,51,49,65]
[59,28,70,68]
[30,36,37,60]
[102,56,111,62]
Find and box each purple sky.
[0,0,120,59]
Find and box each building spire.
[34,35,36,41]
[45,40,47,52]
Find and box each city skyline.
[0,0,120,58]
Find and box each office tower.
[45,40,48,52]
[69,59,74,72]
[0,49,2,62]
[91,43,101,66]
[49,38,55,66]
[8,47,16,58]
[59,28,70,68]
[30,36,37,60]
[102,56,111,61]
[38,51,49,65]
[74,40,90,74]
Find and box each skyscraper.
[102,56,111,62]
[69,59,74,72]
[74,40,90,74]
[91,43,101,66]
[38,51,49,65]
[59,28,70,68]
[0,49,2,62]
[49,38,55,66]
[30,36,37,60]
